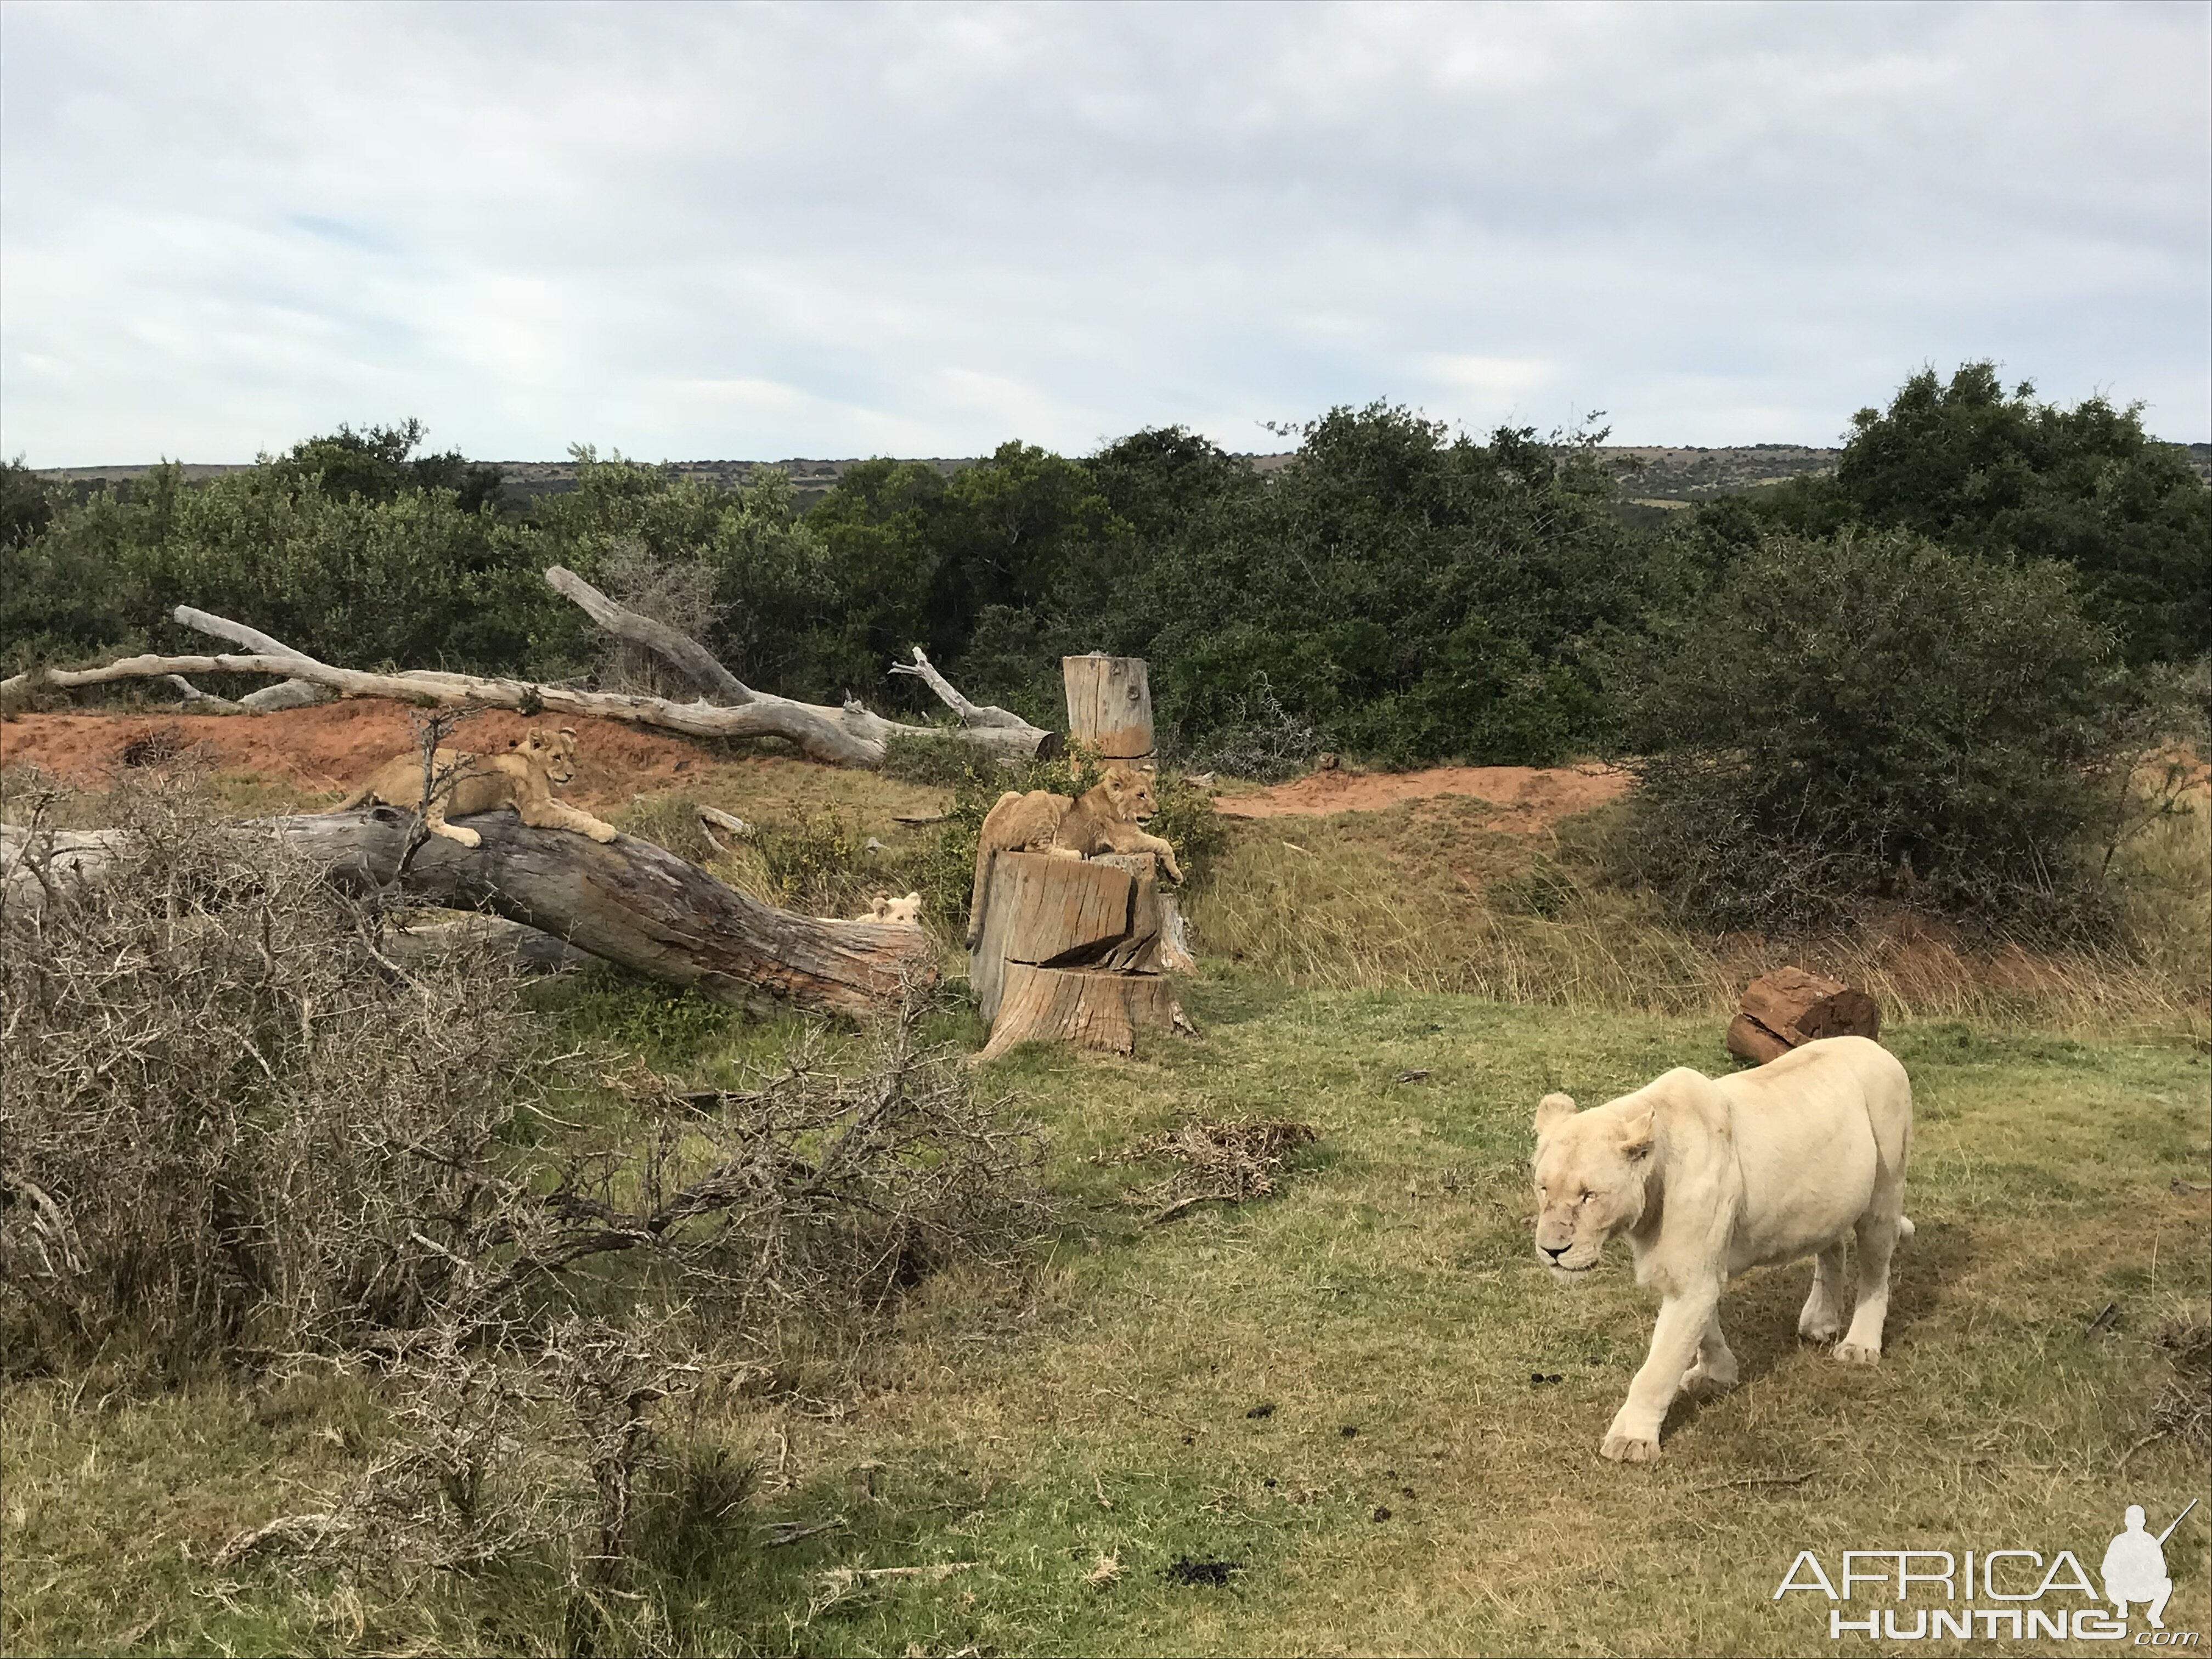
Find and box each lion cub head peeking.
[1530,1091,1654,1279]
[324,725,619,849]
[859,891,923,925]
[965,764,1185,947]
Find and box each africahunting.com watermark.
[1774,1501,2200,1643]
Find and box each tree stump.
[1062,654,1154,763]
[970,849,1185,1062]
[1725,967,1883,1065]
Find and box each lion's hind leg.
[1798,1243,1847,1344]
[1680,1306,1739,1400]
[1834,1212,1899,1365]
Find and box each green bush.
[1611,528,2137,935]
[1734,363,2210,666]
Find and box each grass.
[6,969,2207,1656]
[1187,793,2211,1040]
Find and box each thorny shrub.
[0,772,534,1371]
[3,775,1052,1592]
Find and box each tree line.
[4,363,2204,935]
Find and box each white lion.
[1530,1035,1914,1464]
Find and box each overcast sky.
[3,2,2207,466]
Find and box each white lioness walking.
[1530,1035,1914,1464]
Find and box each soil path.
[3,707,1634,832]
[0,704,718,809]
[1213,763,1630,832]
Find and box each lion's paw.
[448,826,483,849]
[1680,1364,1737,1400]
[1600,1431,1662,1464]
[589,825,619,843]
[1834,1340,1882,1365]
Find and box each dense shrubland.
[3,364,2204,934]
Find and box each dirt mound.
[1213,763,1630,831]
[0,705,719,809]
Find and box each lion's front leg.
[1099,825,1184,882]
[520,799,620,844]
[1602,1288,1717,1463]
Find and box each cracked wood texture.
[1724,966,1882,1065]
[3,810,934,1018]
[975,964,1178,1064]
[1060,655,1154,761]
[968,849,1180,1057]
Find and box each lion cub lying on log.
[1531,1035,1914,1464]
[965,764,1182,947]
[325,726,619,850]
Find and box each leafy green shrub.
[1736,363,2211,665]
[879,727,987,786]
[1610,528,2136,935]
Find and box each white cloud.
[2,0,2205,465]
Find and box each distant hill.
[36,442,2211,508]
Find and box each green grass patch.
[8,973,2205,1656]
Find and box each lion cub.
[964,764,1182,946]
[325,726,619,850]
[849,891,923,925]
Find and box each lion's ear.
[1534,1093,1577,1137]
[903,890,920,905]
[1616,1105,1656,1161]
[557,726,577,739]
[870,896,891,920]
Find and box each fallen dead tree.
[2,805,934,1018]
[0,569,1056,770]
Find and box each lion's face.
[871,891,923,924]
[1530,1093,1652,1281]
[1101,766,1158,822]
[512,726,580,785]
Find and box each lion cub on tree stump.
[325,726,620,850]
[966,764,1183,947]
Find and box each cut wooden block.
[970,851,1136,1022]
[1062,654,1155,761]
[1090,851,1162,972]
[1725,966,1883,1066]
[975,963,1179,1063]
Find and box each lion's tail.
[323,783,376,814]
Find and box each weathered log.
[2,811,934,1018]
[0,596,1054,771]
[975,963,1178,1063]
[1724,967,1883,1065]
[966,849,1187,1058]
[383,913,596,973]
[545,565,752,704]
[545,568,1054,763]
[1062,654,1154,761]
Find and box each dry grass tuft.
[1102,1118,1319,1222]
[2151,1315,2212,1454]
[1188,782,2210,1037]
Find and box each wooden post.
[969,849,1184,1062]
[1063,654,1154,763]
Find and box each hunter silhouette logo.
[2105,1502,2194,1630]
[1774,1498,2202,1643]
